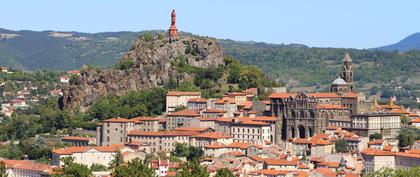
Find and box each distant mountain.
[375,33,420,51]
[0,28,143,70]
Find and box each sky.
[1,0,419,49]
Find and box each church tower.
[341,52,354,92]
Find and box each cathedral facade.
[270,53,368,144]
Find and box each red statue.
[169,9,178,38]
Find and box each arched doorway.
[298,125,306,138]
[291,127,296,138]
[308,127,314,137]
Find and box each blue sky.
[1,0,419,49]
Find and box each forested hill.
[1,28,420,95]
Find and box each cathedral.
[270,53,368,143]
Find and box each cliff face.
[60,36,224,112]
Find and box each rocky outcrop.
[60,35,224,112]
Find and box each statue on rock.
[169,9,178,41]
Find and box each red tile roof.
[361,148,395,156]
[313,168,337,177]
[202,108,226,114]
[166,91,201,96]
[2,160,56,174]
[368,139,384,145]
[269,93,296,99]
[187,98,208,103]
[255,169,289,175]
[175,127,211,132]
[227,142,252,149]
[127,130,199,137]
[52,144,126,155]
[191,132,231,139]
[264,157,299,166]
[204,142,226,149]
[103,117,133,123]
[167,109,200,117]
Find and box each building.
[213,98,237,117]
[351,113,401,139]
[127,130,199,152]
[190,132,233,147]
[61,136,96,146]
[166,109,200,130]
[59,75,70,83]
[230,118,272,145]
[187,98,208,110]
[52,145,135,167]
[0,67,8,73]
[269,54,375,144]
[132,117,164,132]
[166,91,201,113]
[96,117,135,146]
[201,108,227,118]
[1,159,57,177]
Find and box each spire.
[169,9,178,39]
[339,156,346,167]
[343,52,352,62]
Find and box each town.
[0,5,420,177]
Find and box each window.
[107,136,110,142]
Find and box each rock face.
[60,35,224,112]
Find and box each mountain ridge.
[374,32,420,51]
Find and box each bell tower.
[341,52,354,92]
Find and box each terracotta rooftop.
[2,160,56,174]
[175,127,211,132]
[362,148,395,156]
[255,169,289,175]
[244,88,258,94]
[313,168,337,177]
[103,117,133,123]
[191,132,231,139]
[368,139,384,145]
[202,108,226,114]
[128,130,199,137]
[227,142,252,149]
[264,157,299,166]
[187,97,208,103]
[204,142,226,149]
[166,91,201,96]
[269,93,296,99]
[167,109,200,117]
[52,144,126,155]
[131,117,164,122]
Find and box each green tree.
[187,146,204,161]
[172,143,189,157]
[364,166,420,177]
[335,139,349,153]
[57,157,92,177]
[0,161,8,177]
[215,168,234,177]
[113,158,156,177]
[400,115,410,126]
[397,128,420,147]
[90,164,107,171]
[176,160,209,177]
[369,133,383,140]
[108,150,124,171]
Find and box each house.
[96,117,135,146]
[151,159,179,177]
[166,91,201,113]
[367,139,385,150]
[187,98,208,110]
[263,157,299,170]
[166,109,200,130]
[52,144,134,167]
[190,132,233,147]
[67,70,81,75]
[61,136,96,146]
[1,159,57,177]
[127,130,199,153]
[59,75,70,83]
[201,108,227,118]
[0,67,8,73]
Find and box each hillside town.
[0,8,420,177]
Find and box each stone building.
[166,109,201,130]
[351,113,401,139]
[96,118,135,146]
[127,131,198,152]
[269,54,369,143]
[165,91,201,113]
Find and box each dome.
[332,77,347,85]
